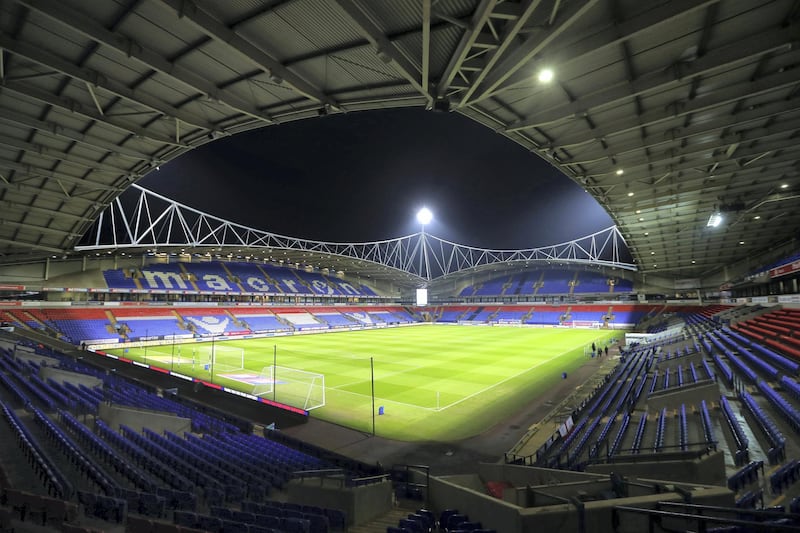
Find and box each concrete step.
[348,506,419,533]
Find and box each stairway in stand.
[348,505,419,533]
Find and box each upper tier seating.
[104,261,379,297]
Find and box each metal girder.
[0,158,125,192]
[589,138,800,188]
[507,25,798,133]
[466,0,601,106]
[531,67,800,154]
[160,0,336,107]
[0,32,214,130]
[567,117,800,169]
[491,0,720,98]
[0,218,79,239]
[556,97,800,156]
[457,0,545,106]
[76,185,635,279]
[0,105,153,160]
[0,82,187,147]
[333,0,427,97]
[421,0,431,102]
[0,199,86,222]
[17,0,274,126]
[435,0,499,98]
[0,177,104,205]
[0,236,67,254]
[0,134,131,175]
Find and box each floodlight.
[707,212,723,228]
[538,68,554,83]
[416,207,433,225]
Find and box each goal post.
[185,343,245,373]
[253,365,325,411]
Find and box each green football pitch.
[106,325,622,441]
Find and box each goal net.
[177,344,244,373]
[253,365,326,411]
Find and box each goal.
[253,365,326,411]
[180,344,244,373]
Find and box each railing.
[612,502,800,532]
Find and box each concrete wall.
[425,462,733,533]
[98,403,191,435]
[477,463,609,487]
[643,381,720,411]
[40,367,102,388]
[586,450,726,486]
[286,478,392,526]
[430,475,523,533]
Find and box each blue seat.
[222,519,250,533]
[174,510,197,528]
[198,515,223,532]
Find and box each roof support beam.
[0,218,78,239]
[0,105,152,161]
[535,67,800,153]
[421,0,431,103]
[435,0,499,98]
[0,199,85,222]
[0,236,68,254]
[0,82,187,146]
[18,0,275,125]
[506,25,797,132]
[0,159,124,192]
[333,0,427,97]
[0,178,100,205]
[457,0,545,106]
[160,0,335,107]
[490,0,721,98]
[465,0,600,106]
[556,97,800,156]
[0,33,214,130]
[0,134,131,175]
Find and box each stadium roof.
[0,0,798,280]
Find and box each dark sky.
[140,108,612,249]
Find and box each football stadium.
[1,2,800,533]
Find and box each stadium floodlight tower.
[416,207,433,281]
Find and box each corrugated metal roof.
[0,0,797,281]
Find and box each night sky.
[141,108,612,249]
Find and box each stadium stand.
[103,261,379,298]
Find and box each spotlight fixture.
[537,68,554,83]
[707,212,723,228]
[616,169,624,176]
[416,207,433,225]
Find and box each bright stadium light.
[416,207,433,225]
[707,212,723,228]
[538,68,554,83]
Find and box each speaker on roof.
[431,97,451,113]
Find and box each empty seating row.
[653,409,667,453]
[631,412,648,454]
[175,509,309,533]
[240,500,346,531]
[95,419,195,493]
[771,460,800,494]
[699,400,716,448]
[727,461,764,491]
[719,396,749,466]
[740,391,785,464]
[679,405,688,452]
[1,401,72,498]
[31,406,118,495]
[609,413,632,457]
